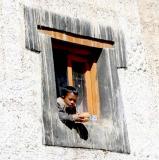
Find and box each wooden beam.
[90,62,100,117]
[84,64,94,114]
[38,29,113,49]
[67,58,73,86]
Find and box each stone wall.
[0,0,158,159]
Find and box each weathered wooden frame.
[24,6,130,153]
[66,54,100,117]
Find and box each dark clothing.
[56,97,88,140]
[57,97,76,122]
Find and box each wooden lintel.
[38,29,113,49]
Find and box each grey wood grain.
[24,7,130,153]
[24,6,126,68]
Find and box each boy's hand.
[73,113,85,122]
[73,113,90,122]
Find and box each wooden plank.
[67,57,73,86]
[114,31,127,68]
[84,64,94,114]
[38,29,113,49]
[41,35,57,145]
[67,54,88,62]
[90,62,100,117]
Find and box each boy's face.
[63,92,78,108]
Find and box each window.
[52,39,100,117]
[24,7,130,153]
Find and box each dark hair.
[61,86,78,97]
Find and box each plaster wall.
[0,0,159,159]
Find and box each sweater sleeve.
[59,111,74,121]
[57,103,74,122]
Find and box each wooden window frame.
[67,55,100,117]
[24,7,130,153]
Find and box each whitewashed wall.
[0,0,159,159]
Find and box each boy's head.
[61,86,78,108]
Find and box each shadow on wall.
[62,120,88,140]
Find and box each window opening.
[72,61,87,112]
[53,48,68,97]
[52,39,100,117]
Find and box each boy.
[57,86,85,123]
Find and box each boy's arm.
[58,109,82,122]
[57,102,84,122]
[58,109,74,121]
[57,102,76,121]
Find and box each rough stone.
[0,0,159,159]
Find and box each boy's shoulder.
[57,97,66,109]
